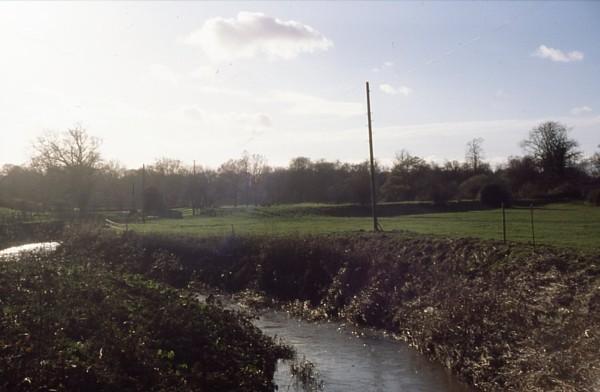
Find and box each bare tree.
[520,121,581,180]
[592,145,600,176]
[248,153,268,205]
[32,126,101,171]
[465,137,485,172]
[31,125,102,213]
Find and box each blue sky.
[0,1,598,168]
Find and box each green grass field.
[125,202,600,250]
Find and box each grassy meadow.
[125,202,600,250]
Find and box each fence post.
[501,202,506,244]
[530,203,536,252]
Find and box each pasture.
[126,202,600,250]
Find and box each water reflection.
[0,242,60,259]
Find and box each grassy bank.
[125,202,600,250]
[0,242,291,391]
[60,230,600,391]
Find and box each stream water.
[0,241,60,259]
[3,243,471,391]
[255,310,471,392]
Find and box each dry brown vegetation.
[59,230,600,391]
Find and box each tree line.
[1,121,599,216]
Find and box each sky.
[0,1,599,169]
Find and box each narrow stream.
[255,310,471,392]
[0,242,60,259]
[3,243,471,391]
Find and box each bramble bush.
[0,248,292,391]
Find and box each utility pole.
[192,160,196,217]
[131,183,136,212]
[530,203,536,252]
[141,164,146,224]
[501,202,506,243]
[366,81,380,232]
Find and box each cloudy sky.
[0,1,599,168]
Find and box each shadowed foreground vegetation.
[3,227,599,391]
[54,229,600,391]
[0,243,291,391]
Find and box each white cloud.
[190,65,218,81]
[146,64,179,85]
[532,45,584,63]
[193,86,363,117]
[271,91,363,117]
[383,61,394,67]
[570,106,592,116]
[379,84,412,96]
[178,105,272,129]
[183,11,333,62]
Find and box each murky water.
[255,311,471,392]
[0,242,60,259]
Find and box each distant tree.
[217,159,243,206]
[501,156,540,195]
[149,158,189,208]
[345,161,376,206]
[247,153,268,205]
[143,186,166,215]
[458,174,492,200]
[380,150,429,201]
[465,137,485,172]
[520,121,581,182]
[287,157,314,203]
[31,125,102,213]
[591,145,600,177]
[152,158,185,176]
[479,183,512,208]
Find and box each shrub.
[518,182,544,199]
[548,182,582,199]
[430,184,454,206]
[458,174,491,200]
[148,249,188,287]
[587,189,600,206]
[0,251,292,392]
[479,183,512,208]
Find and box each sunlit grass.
[127,202,600,250]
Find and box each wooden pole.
[192,160,196,217]
[131,183,136,212]
[501,202,506,243]
[530,203,536,251]
[141,164,146,224]
[366,81,380,232]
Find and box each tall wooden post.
[131,183,135,212]
[501,202,506,243]
[366,82,380,232]
[141,164,146,224]
[530,203,536,251]
[192,160,196,217]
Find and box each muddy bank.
[61,230,600,391]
